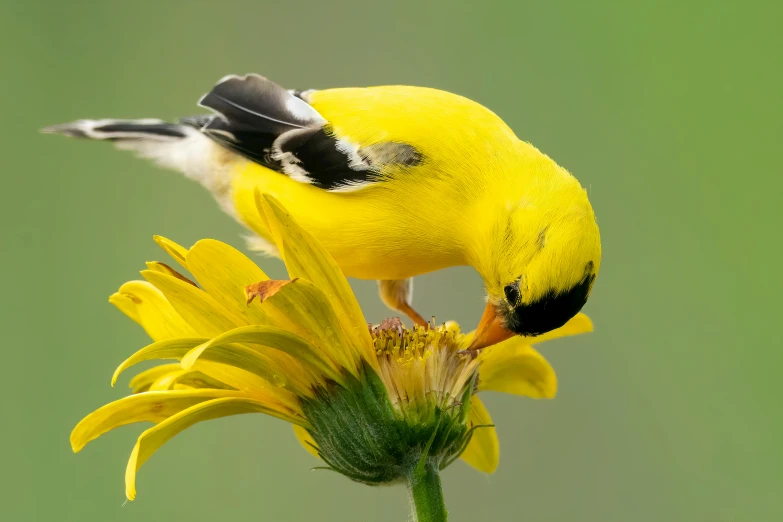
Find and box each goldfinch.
[44,74,601,349]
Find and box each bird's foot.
[397,302,431,330]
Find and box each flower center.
[371,322,478,421]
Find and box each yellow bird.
[44,74,601,349]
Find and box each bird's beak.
[467,301,515,351]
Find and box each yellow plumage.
[232,86,600,293]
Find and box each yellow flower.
[71,194,592,503]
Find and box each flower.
[71,194,592,510]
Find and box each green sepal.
[301,362,476,485]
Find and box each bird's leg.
[377,279,430,328]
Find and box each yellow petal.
[142,270,245,336]
[185,239,271,324]
[167,368,235,391]
[109,281,198,341]
[70,389,247,453]
[256,194,376,369]
[260,279,359,375]
[112,336,303,404]
[148,369,190,391]
[153,235,189,269]
[181,325,341,384]
[192,361,277,393]
[108,292,141,324]
[145,261,197,286]
[112,337,208,386]
[530,312,593,345]
[145,367,237,393]
[477,341,557,398]
[125,396,303,500]
[128,364,183,393]
[292,424,320,459]
[115,277,304,394]
[185,342,304,398]
[460,395,499,473]
[192,361,302,412]
[146,367,224,391]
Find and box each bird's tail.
[41,118,191,141]
[42,118,200,170]
[41,117,233,194]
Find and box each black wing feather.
[189,74,422,190]
[200,74,317,132]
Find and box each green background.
[2,1,781,521]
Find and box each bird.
[43,73,601,350]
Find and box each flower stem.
[407,461,447,522]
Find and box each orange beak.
[467,301,515,351]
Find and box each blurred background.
[2,1,781,521]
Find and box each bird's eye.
[504,280,521,305]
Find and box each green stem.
[406,461,447,522]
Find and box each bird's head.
[468,181,601,350]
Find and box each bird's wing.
[183,74,422,192]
